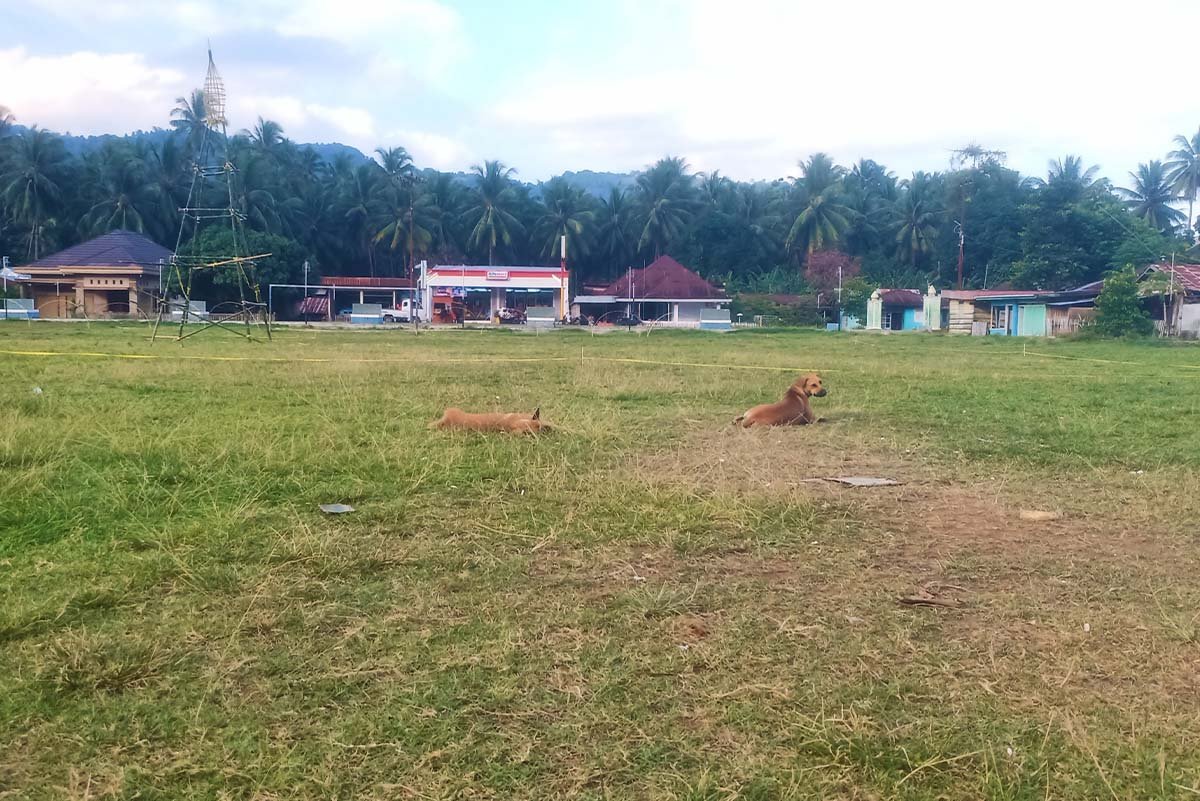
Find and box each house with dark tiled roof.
[572,255,729,325]
[19,230,171,318]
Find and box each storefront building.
[419,265,569,323]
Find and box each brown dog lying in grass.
[735,373,827,427]
[431,406,551,434]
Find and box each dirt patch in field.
[613,425,1200,718]
[631,425,1196,568]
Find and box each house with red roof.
[17,230,171,318]
[572,255,729,326]
[1144,262,1200,336]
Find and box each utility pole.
[408,196,415,280]
[560,235,567,322]
[1170,251,1178,336]
[835,262,843,329]
[954,221,965,290]
[302,259,310,327]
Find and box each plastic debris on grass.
[825,476,901,487]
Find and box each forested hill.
[6,124,373,168]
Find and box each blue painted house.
[879,289,927,330]
[943,290,1056,336]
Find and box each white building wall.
[1181,302,1200,335]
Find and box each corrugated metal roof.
[23,230,172,271]
[1149,263,1200,292]
[320,276,416,288]
[941,289,1056,301]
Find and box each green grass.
[2,322,1199,799]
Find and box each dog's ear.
[531,406,540,420]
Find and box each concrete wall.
[1181,302,1200,335]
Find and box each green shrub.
[1094,266,1153,337]
[730,294,825,327]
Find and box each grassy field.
[2,322,1199,800]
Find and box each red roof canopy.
[320,276,415,288]
[595,255,725,300]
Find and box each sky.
[2,0,1198,184]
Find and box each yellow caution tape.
[0,347,833,373]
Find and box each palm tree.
[1166,129,1200,240]
[732,182,783,261]
[146,137,188,240]
[597,187,635,272]
[339,162,384,274]
[233,154,281,233]
[372,181,437,274]
[284,187,341,268]
[892,172,941,268]
[1118,161,1186,235]
[784,153,853,257]
[425,171,465,258]
[635,156,697,258]
[535,178,594,262]
[294,147,327,187]
[376,146,415,188]
[842,159,897,253]
[1,127,70,259]
[81,144,157,235]
[699,170,731,209]
[247,118,286,161]
[464,160,524,265]
[170,90,208,153]
[1023,155,1107,199]
[1047,155,1101,187]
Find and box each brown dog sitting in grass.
[734,373,827,427]
[431,406,551,434]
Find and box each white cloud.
[27,0,223,31]
[0,47,184,133]
[232,95,378,150]
[385,129,471,170]
[307,104,377,140]
[485,0,1200,181]
[274,0,460,44]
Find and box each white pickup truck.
[381,299,417,323]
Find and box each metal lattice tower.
[153,46,271,342]
[202,48,227,131]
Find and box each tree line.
[2,97,1198,297]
